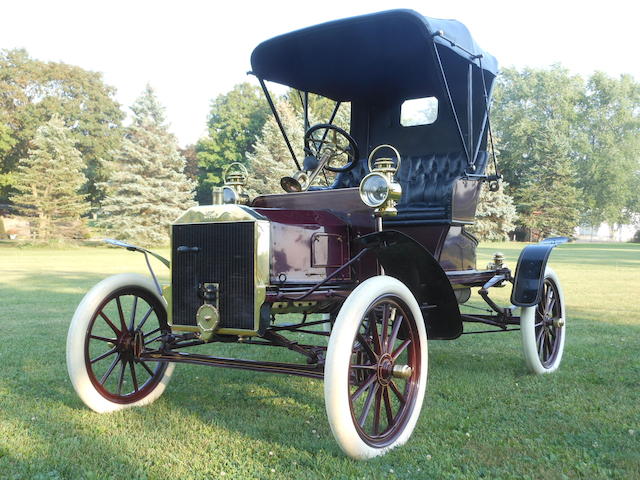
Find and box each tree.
[11,115,89,240]
[285,90,351,131]
[196,83,270,201]
[0,49,124,206]
[576,72,640,230]
[245,101,304,196]
[468,182,518,241]
[179,144,200,183]
[100,86,195,246]
[491,66,582,237]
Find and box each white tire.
[66,273,175,413]
[325,276,428,459]
[520,267,566,374]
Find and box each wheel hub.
[376,353,394,386]
[117,330,144,359]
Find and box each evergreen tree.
[468,182,518,241]
[245,101,304,196]
[100,85,195,246]
[11,115,89,240]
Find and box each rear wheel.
[325,276,428,459]
[67,274,174,412]
[520,267,566,373]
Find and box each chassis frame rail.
[141,350,325,379]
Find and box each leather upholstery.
[333,151,487,222]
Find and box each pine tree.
[11,115,89,240]
[245,99,350,196]
[245,101,306,196]
[468,182,518,241]
[100,85,195,246]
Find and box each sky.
[1,0,638,146]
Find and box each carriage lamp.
[359,144,402,216]
[221,162,250,205]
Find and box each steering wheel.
[303,123,359,173]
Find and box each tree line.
[1,48,638,245]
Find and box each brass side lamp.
[359,144,402,216]
[220,162,250,205]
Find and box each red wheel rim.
[347,295,421,447]
[534,278,563,368]
[84,286,169,403]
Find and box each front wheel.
[66,273,175,412]
[520,267,566,374]
[325,276,428,459]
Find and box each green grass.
[0,241,638,479]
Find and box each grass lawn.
[0,241,638,479]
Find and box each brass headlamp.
[220,162,250,205]
[359,145,402,216]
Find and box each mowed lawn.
[0,241,638,479]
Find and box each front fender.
[356,230,462,340]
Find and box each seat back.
[334,151,487,223]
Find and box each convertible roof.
[250,9,498,102]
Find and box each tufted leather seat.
[333,151,487,223]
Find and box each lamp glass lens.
[361,175,389,207]
[222,186,237,204]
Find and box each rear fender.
[511,239,566,307]
[356,230,462,340]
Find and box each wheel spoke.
[547,297,557,317]
[392,339,411,361]
[389,380,406,404]
[381,304,390,352]
[351,373,376,402]
[100,355,121,385]
[544,287,553,312]
[144,327,161,338]
[138,360,155,377]
[129,296,138,331]
[370,317,382,354]
[90,347,117,364]
[145,334,163,346]
[536,328,545,349]
[544,332,553,361]
[358,382,379,426]
[117,360,126,395]
[129,361,139,392]
[387,314,404,351]
[382,387,394,427]
[136,307,153,331]
[98,311,120,335]
[373,386,382,435]
[355,333,378,362]
[90,335,116,343]
[351,364,377,370]
[116,296,127,332]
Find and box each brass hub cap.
[376,353,394,386]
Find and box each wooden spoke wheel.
[67,274,174,412]
[520,267,566,374]
[325,276,428,459]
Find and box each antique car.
[66,9,566,459]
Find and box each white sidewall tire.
[520,267,566,374]
[324,276,428,459]
[66,273,175,413]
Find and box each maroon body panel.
[439,226,478,271]
[255,208,353,283]
[253,186,479,279]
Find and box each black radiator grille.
[171,222,255,330]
